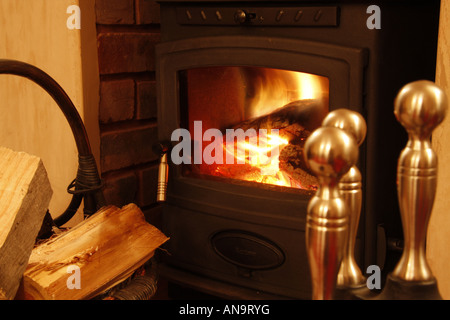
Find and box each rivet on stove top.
[314,9,323,22]
[276,10,285,22]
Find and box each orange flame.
[225,69,328,189]
[247,69,328,118]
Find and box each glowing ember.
[221,131,291,187]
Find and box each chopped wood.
[0,147,52,300]
[17,203,169,300]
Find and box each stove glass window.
[176,66,329,191]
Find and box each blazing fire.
[218,69,328,189]
[186,66,329,190]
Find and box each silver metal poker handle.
[154,141,171,203]
[377,80,447,300]
[392,80,447,282]
[304,126,358,300]
[322,109,367,290]
[157,153,169,202]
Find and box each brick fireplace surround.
[95,0,162,226]
[95,0,213,299]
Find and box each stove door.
[156,35,367,299]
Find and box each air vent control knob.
[234,9,256,24]
[234,10,246,23]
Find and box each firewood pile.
[0,146,168,300]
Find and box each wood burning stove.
[155,0,440,299]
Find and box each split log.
[0,147,52,300]
[18,203,169,300]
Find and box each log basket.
[0,59,159,300]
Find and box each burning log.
[17,204,169,300]
[231,99,327,134]
[203,99,323,189]
[279,143,318,190]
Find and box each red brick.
[102,171,138,207]
[100,124,159,173]
[136,0,160,24]
[96,0,135,25]
[99,79,135,123]
[97,32,160,74]
[136,80,157,120]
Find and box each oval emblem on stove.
[211,230,285,270]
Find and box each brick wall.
[95,0,162,225]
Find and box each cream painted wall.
[0,0,99,225]
[427,0,450,300]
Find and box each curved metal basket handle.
[0,59,105,226]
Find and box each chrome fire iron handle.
[304,126,358,300]
[322,109,367,294]
[377,80,447,300]
[154,141,171,203]
[157,153,169,202]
